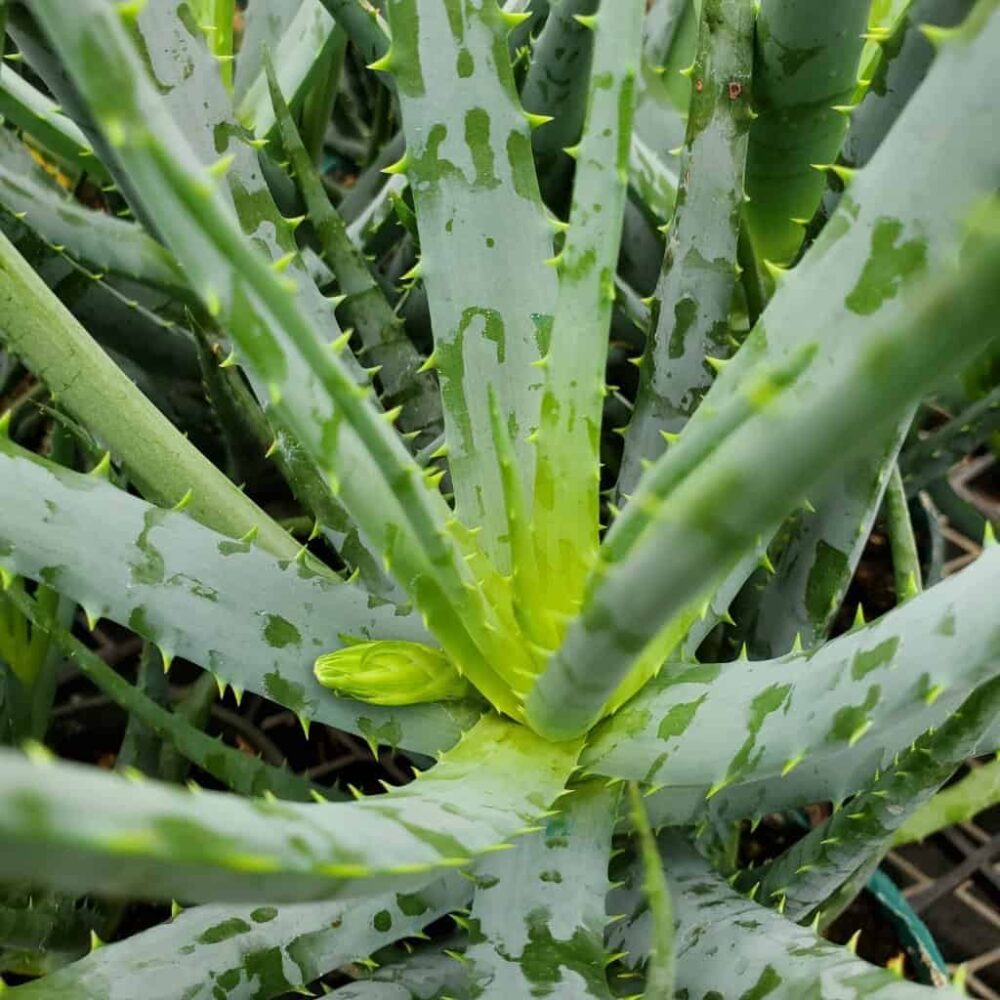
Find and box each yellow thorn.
[207,153,236,178]
[90,452,113,478]
[172,488,194,512]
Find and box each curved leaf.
[9,876,469,1000]
[744,0,870,264]
[0,714,580,903]
[464,781,617,998]
[667,836,963,999]
[618,0,754,496]
[530,0,644,623]
[747,673,1000,924]
[0,442,478,755]
[382,0,558,573]
[581,548,1000,825]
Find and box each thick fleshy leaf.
[746,674,1000,924]
[892,755,1000,847]
[618,0,754,496]
[530,0,644,622]
[581,548,1000,825]
[744,0,870,264]
[0,227,300,562]
[382,0,558,573]
[0,131,184,292]
[667,837,963,999]
[463,781,618,998]
[9,876,469,1000]
[0,714,580,903]
[0,443,479,755]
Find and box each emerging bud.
[314,640,471,706]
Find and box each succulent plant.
[0,0,997,996]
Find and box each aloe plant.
[0,0,997,995]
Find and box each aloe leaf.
[528,0,643,623]
[581,547,1000,824]
[381,0,559,572]
[839,0,975,175]
[0,68,110,182]
[617,0,754,497]
[115,642,171,777]
[0,134,185,292]
[233,0,302,99]
[744,0,870,265]
[893,755,1000,847]
[746,673,1000,925]
[6,586,325,803]
[0,442,478,756]
[318,0,391,67]
[33,0,531,716]
[526,7,1000,739]
[885,462,922,601]
[264,58,443,443]
[683,4,999,659]
[8,876,469,1000]
[665,835,963,999]
[0,891,100,977]
[626,784,675,999]
[900,382,1000,495]
[128,0,395,586]
[236,0,340,136]
[520,0,598,204]
[632,0,698,166]
[360,944,468,998]
[0,227,301,563]
[464,781,617,998]
[627,133,678,225]
[0,713,578,903]
[734,431,905,658]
